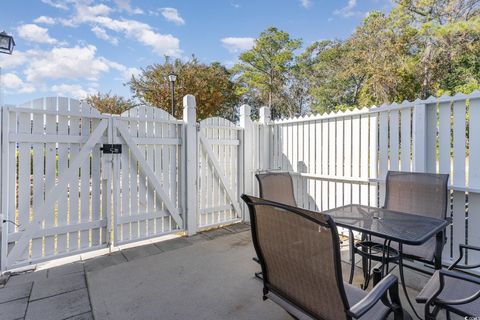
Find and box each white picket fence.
[257,91,480,266]
[0,95,249,270]
[1,91,479,271]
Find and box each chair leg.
[349,230,355,284]
[445,310,451,320]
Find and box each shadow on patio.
[0,223,457,320]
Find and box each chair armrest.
[449,244,480,270]
[348,274,398,319]
[417,270,480,304]
[436,270,480,306]
[460,244,480,252]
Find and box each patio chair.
[349,171,449,318]
[253,172,297,273]
[242,194,409,320]
[416,244,480,320]
[350,171,449,285]
[255,172,297,206]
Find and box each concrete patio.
[0,223,460,320]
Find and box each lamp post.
[168,71,177,117]
[0,31,15,107]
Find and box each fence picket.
[389,110,399,171]
[44,97,57,257]
[31,99,43,259]
[56,97,69,253]
[452,99,467,262]
[400,108,411,172]
[468,98,480,264]
[360,114,369,205]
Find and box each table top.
[323,204,449,245]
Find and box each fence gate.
[112,106,184,245]
[197,117,243,230]
[1,98,110,270]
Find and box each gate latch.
[100,144,122,154]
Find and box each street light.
[0,31,15,54]
[0,31,15,107]
[168,71,177,116]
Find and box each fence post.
[240,105,254,222]
[259,107,271,171]
[183,95,198,235]
[412,103,427,172]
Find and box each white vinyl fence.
[0,95,251,270]
[258,91,480,266]
[1,91,479,271]
[197,117,242,230]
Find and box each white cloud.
[121,67,141,81]
[221,37,255,53]
[160,8,185,25]
[87,17,181,56]
[300,0,312,9]
[334,0,360,17]
[41,0,69,10]
[113,0,143,14]
[17,24,58,44]
[2,73,36,93]
[91,26,119,45]
[77,3,114,18]
[33,16,56,25]
[0,50,29,69]
[51,84,97,99]
[59,3,182,57]
[24,45,112,83]
[3,73,23,89]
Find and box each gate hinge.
[100,144,122,154]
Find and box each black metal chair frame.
[421,244,480,320]
[242,194,408,320]
[349,171,449,320]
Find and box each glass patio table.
[324,204,448,246]
[324,204,449,319]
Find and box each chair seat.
[416,271,480,316]
[370,235,436,261]
[268,283,390,320]
[344,283,390,320]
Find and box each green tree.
[297,40,360,113]
[87,92,134,114]
[233,27,302,118]
[393,0,480,98]
[130,57,239,121]
[299,0,479,113]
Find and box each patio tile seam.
[0,295,30,306]
[22,278,34,320]
[64,311,92,320]
[28,287,87,303]
[83,268,94,320]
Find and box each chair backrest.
[256,172,297,206]
[384,171,449,220]
[242,194,349,320]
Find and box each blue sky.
[0,0,392,105]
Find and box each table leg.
[434,231,444,270]
[398,244,422,320]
